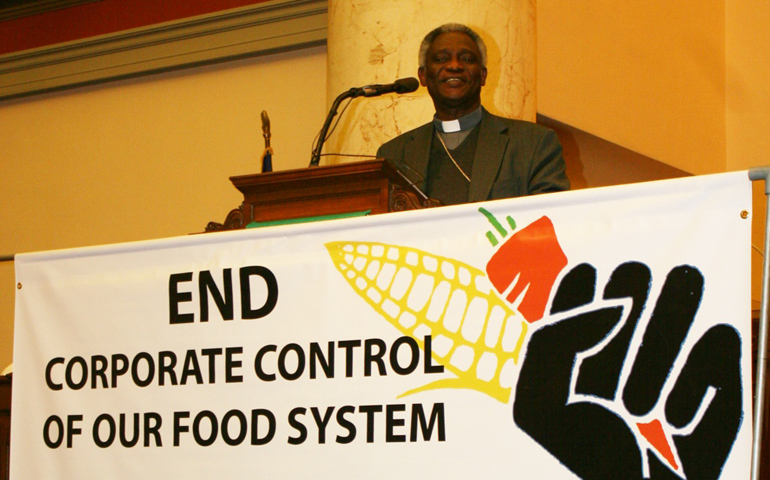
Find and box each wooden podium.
[206,159,439,232]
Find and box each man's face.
[418,31,488,120]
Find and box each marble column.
[324,0,536,163]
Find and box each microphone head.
[394,77,420,94]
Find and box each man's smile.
[441,77,467,86]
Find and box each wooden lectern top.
[206,159,439,232]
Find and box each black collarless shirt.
[425,125,481,205]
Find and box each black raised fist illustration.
[514,262,742,479]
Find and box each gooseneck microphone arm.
[309,78,420,167]
[310,88,356,167]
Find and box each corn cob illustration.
[326,241,528,403]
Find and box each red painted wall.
[0,0,271,56]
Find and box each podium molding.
[206,159,439,232]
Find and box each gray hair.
[418,23,488,68]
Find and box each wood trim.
[0,0,327,101]
[205,160,440,231]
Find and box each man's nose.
[445,56,464,71]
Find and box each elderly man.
[377,23,569,205]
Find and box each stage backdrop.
[13,172,752,479]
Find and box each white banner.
[13,172,752,479]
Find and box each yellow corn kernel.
[326,241,528,403]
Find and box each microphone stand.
[310,88,357,167]
[309,78,418,167]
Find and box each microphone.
[351,77,420,98]
[309,77,420,167]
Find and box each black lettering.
[309,342,334,379]
[201,348,223,383]
[386,404,406,442]
[240,266,278,319]
[43,415,64,448]
[65,356,88,390]
[310,407,334,444]
[410,403,445,442]
[424,335,445,374]
[93,413,116,448]
[225,347,243,383]
[199,269,234,322]
[251,409,276,445]
[338,340,362,377]
[119,413,140,447]
[131,352,155,387]
[278,344,305,381]
[158,351,178,386]
[287,407,307,445]
[173,411,190,446]
[364,338,387,376]
[91,355,109,388]
[391,336,420,375]
[111,354,129,388]
[358,405,382,443]
[336,406,356,444]
[221,410,247,446]
[193,410,218,446]
[180,350,203,385]
[254,345,277,381]
[45,358,64,391]
[67,414,83,448]
[144,412,163,447]
[169,272,194,324]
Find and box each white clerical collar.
[433,107,483,133]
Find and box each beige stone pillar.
[323,0,536,163]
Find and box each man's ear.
[418,67,427,86]
[481,67,488,87]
